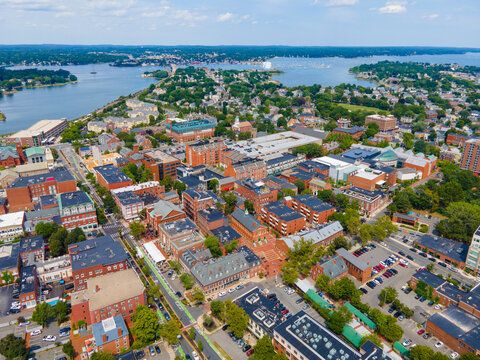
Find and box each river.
[1,52,480,135]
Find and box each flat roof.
[9,169,74,188]
[0,211,25,228]
[71,268,144,310]
[144,241,166,263]
[412,269,446,289]
[9,119,66,139]
[93,164,132,184]
[415,235,469,264]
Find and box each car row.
[226,328,254,356]
[353,244,376,257]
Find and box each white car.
[287,289,295,295]
[435,304,442,310]
[30,330,41,336]
[450,353,459,359]
[218,291,227,297]
[19,321,30,326]
[43,335,56,342]
[435,341,444,348]
[192,351,200,360]
[228,288,235,293]
[402,340,412,347]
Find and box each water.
[0,64,157,135]
[1,52,480,135]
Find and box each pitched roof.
[149,199,183,220]
[231,208,264,233]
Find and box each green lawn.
[337,103,390,114]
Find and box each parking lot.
[0,284,16,316]
[26,321,69,353]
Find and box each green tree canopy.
[326,306,352,334]
[204,235,223,257]
[132,305,161,345]
[252,335,276,360]
[32,302,55,328]
[159,320,181,344]
[224,300,249,337]
[0,334,29,360]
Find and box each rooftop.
[92,315,129,347]
[429,306,480,343]
[318,255,348,279]
[93,164,132,184]
[0,211,25,228]
[412,269,446,289]
[71,268,144,310]
[210,226,241,245]
[231,208,265,233]
[59,191,94,209]
[415,234,469,264]
[19,265,36,295]
[264,201,304,222]
[114,191,142,206]
[9,169,74,189]
[281,221,344,249]
[336,248,369,271]
[19,235,44,254]
[294,195,334,213]
[9,119,66,139]
[0,244,19,271]
[68,236,127,271]
[160,217,199,238]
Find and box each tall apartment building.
[59,191,98,231]
[144,150,181,181]
[186,141,226,167]
[234,178,277,214]
[68,236,128,291]
[365,114,397,131]
[182,190,214,222]
[6,169,77,212]
[461,139,480,173]
[224,158,267,181]
[165,118,216,142]
[289,195,335,225]
[466,226,480,272]
[261,201,306,237]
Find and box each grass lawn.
[337,103,390,114]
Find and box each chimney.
[133,145,139,153]
[95,285,100,293]
[102,334,108,343]
[219,266,222,271]
[117,328,122,336]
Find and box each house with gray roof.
[336,248,372,282]
[311,255,348,281]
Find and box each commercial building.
[19,265,39,310]
[186,141,227,167]
[234,179,277,214]
[182,189,214,222]
[461,139,480,173]
[0,211,25,242]
[6,169,76,211]
[467,226,480,272]
[91,315,130,355]
[59,191,98,231]
[113,191,144,220]
[19,235,44,264]
[93,164,133,190]
[312,155,359,182]
[36,255,71,284]
[347,168,391,191]
[68,236,128,291]
[261,201,306,237]
[197,208,226,235]
[0,244,20,283]
[224,158,267,181]
[158,217,204,259]
[414,234,468,269]
[340,186,388,217]
[365,114,397,131]
[165,118,216,142]
[146,199,185,233]
[144,150,181,181]
[230,208,270,247]
[336,248,372,283]
[266,153,306,175]
[71,268,146,325]
[332,126,365,139]
[110,181,164,198]
[5,119,68,146]
[289,195,335,225]
[189,246,262,294]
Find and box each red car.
[417,329,425,335]
[399,263,406,268]
[247,349,254,357]
[354,253,359,257]
[378,264,385,269]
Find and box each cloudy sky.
[0,0,478,47]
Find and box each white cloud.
[422,14,439,19]
[378,1,407,14]
[324,0,358,6]
[217,12,233,22]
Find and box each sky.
[0,0,479,47]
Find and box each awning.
[144,242,166,263]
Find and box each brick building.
[144,150,181,181]
[332,126,365,140]
[0,143,25,168]
[71,268,146,325]
[91,316,130,355]
[403,154,437,179]
[234,178,277,214]
[6,169,76,212]
[68,236,128,291]
[113,191,144,220]
[182,189,214,222]
[461,139,480,173]
[347,168,392,191]
[311,255,348,282]
[93,164,134,190]
[19,235,44,264]
[186,141,227,167]
[230,208,270,247]
[224,158,267,181]
[289,195,335,226]
[365,114,397,131]
[158,218,205,259]
[413,234,468,269]
[19,265,40,310]
[59,191,98,231]
[146,199,185,234]
[165,118,216,142]
[446,133,470,147]
[341,186,388,217]
[261,201,306,237]
[336,248,372,283]
[197,208,226,235]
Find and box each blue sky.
[0,0,478,46]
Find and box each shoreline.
[1,80,78,95]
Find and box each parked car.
[155,345,161,354]
[228,288,235,293]
[360,288,368,294]
[149,346,155,357]
[43,335,56,342]
[218,291,227,297]
[417,329,425,335]
[30,330,41,336]
[423,333,431,339]
[388,307,395,313]
[402,340,412,347]
[435,342,444,348]
[236,284,244,290]
[296,298,304,304]
[246,349,254,357]
[243,345,252,352]
[450,353,459,359]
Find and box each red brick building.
[365,114,397,131]
[197,208,226,234]
[71,269,146,326]
[224,158,267,181]
[146,199,185,234]
[332,126,365,140]
[143,150,181,181]
[6,169,77,212]
[68,236,128,291]
[93,164,134,191]
[91,315,131,355]
[19,265,40,311]
[446,133,470,147]
[461,139,480,173]
[0,143,25,168]
[230,208,270,247]
[289,195,335,226]
[234,179,277,214]
[311,255,348,282]
[158,218,205,260]
[186,141,227,167]
[261,200,306,237]
[341,186,388,217]
[336,248,372,283]
[182,190,214,222]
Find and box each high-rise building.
[466,226,480,272]
[461,139,480,173]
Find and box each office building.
[93,164,134,190]
[365,114,397,131]
[6,119,68,146]
[165,118,216,142]
[234,179,277,214]
[186,141,227,167]
[59,191,98,231]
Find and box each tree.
[224,300,249,337]
[62,341,76,360]
[0,334,29,360]
[244,200,255,214]
[459,354,480,360]
[414,139,428,154]
[159,320,181,344]
[32,302,55,327]
[436,202,480,242]
[189,327,195,341]
[50,148,59,160]
[328,277,360,301]
[359,334,382,348]
[326,306,352,334]
[403,133,414,149]
[129,221,145,240]
[90,352,115,360]
[221,191,237,215]
[49,227,69,257]
[54,301,70,325]
[224,239,238,254]
[375,216,397,238]
[35,221,58,238]
[316,274,331,292]
[132,305,161,345]
[210,301,225,319]
[208,179,219,193]
[281,264,299,285]
[345,216,361,235]
[197,339,203,352]
[409,345,435,360]
[204,235,222,257]
[294,179,306,194]
[282,188,296,198]
[252,335,276,360]
[380,287,398,304]
[180,274,195,290]
[437,182,465,206]
[203,314,214,329]
[359,223,374,245]
[192,287,205,304]
[272,354,289,360]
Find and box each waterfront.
[1,52,480,135]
